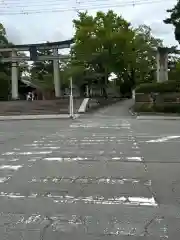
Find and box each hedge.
[135,80,180,93]
[134,103,180,113]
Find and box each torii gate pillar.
[53,48,61,97]
[156,47,168,83]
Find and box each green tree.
[133,25,163,85]
[71,10,135,96]
[0,23,8,45]
[18,52,29,79]
[168,54,180,81]
[0,23,30,100]
[0,23,11,100]
[71,11,163,96]
[30,48,55,98]
[164,0,180,44]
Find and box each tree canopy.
[164,0,180,44]
[69,10,162,96]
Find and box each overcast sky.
[0,0,178,47]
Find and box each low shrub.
[135,80,180,93]
[134,103,180,113]
[134,103,154,112]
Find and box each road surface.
[0,100,180,239]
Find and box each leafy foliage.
[30,49,54,90]
[164,0,180,44]
[70,11,163,96]
[71,11,135,93]
[0,23,30,100]
[133,25,163,84]
[0,24,11,100]
[135,80,180,93]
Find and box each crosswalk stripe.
[0,118,163,237]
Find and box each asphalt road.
[0,100,180,239]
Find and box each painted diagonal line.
[0,192,158,206]
[146,136,180,143]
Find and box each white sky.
[0,0,178,48]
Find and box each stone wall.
[0,98,83,115]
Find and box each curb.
[0,114,80,121]
[129,106,180,120]
[137,115,180,120]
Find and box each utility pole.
[69,77,74,119]
[11,50,18,100]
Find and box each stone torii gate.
[0,39,73,99]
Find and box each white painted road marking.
[146,136,180,143]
